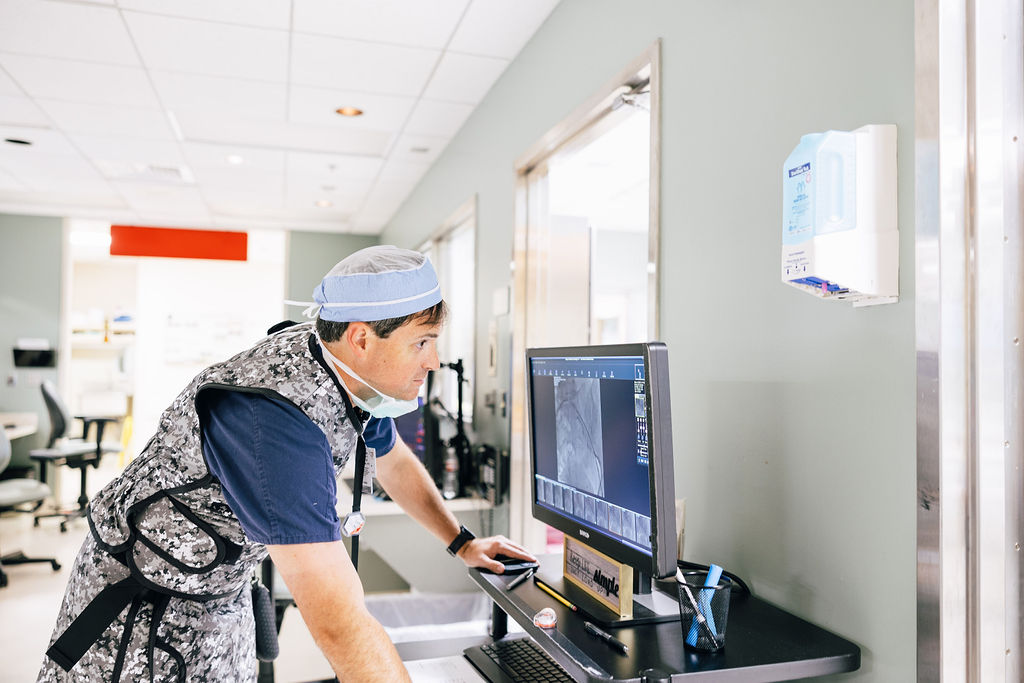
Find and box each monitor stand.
[533,555,680,628]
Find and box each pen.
[505,568,534,591]
[584,621,629,655]
[533,578,579,612]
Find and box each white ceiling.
[0,0,559,234]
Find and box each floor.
[0,458,502,682]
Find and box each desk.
[1,412,38,441]
[470,555,860,682]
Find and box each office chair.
[30,381,121,532]
[0,428,61,587]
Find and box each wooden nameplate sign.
[563,536,633,618]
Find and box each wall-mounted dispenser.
[781,124,898,306]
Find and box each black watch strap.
[446,525,475,557]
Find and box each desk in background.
[470,554,860,682]
[1,412,38,441]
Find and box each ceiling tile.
[290,33,439,96]
[218,205,351,226]
[203,185,284,213]
[388,133,450,165]
[176,113,395,157]
[292,0,468,49]
[129,210,215,227]
[0,55,160,108]
[0,126,81,156]
[285,150,383,183]
[193,167,282,195]
[377,160,431,187]
[69,135,186,166]
[0,168,28,192]
[183,142,285,175]
[284,186,364,213]
[113,181,209,213]
[0,95,50,127]
[422,52,508,104]
[123,12,289,82]
[0,68,23,96]
[0,0,140,65]
[150,71,287,122]
[447,0,560,59]
[118,0,291,30]
[403,99,474,138]
[0,188,128,211]
[35,100,174,139]
[1,153,107,192]
[288,86,415,132]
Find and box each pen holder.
[676,571,731,652]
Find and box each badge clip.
[341,511,366,537]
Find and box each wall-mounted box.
[781,124,898,307]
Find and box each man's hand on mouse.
[457,535,537,574]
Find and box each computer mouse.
[480,554,540,575]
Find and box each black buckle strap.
[47,576,146,672]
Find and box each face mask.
[318,339,420,419]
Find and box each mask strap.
[283,300,321,319]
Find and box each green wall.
[0,213,63,469]
[285,231,378,320]
[382,1,915,680]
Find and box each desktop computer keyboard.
[464,636,575,682]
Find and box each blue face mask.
[318,340,419,419]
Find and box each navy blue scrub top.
[198,389,396,545]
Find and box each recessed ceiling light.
[335,106,364,117]
[4,138,31,146]
[410,146,430,154]
[226,154,244,165]
[315,199,333,208]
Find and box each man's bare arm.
[374,437,536,572]
[266,541,410,682]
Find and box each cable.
[676,559,751,596]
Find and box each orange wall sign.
[110,225,247,261]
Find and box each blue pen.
[686,564,723,647]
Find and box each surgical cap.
[313,245,442,322]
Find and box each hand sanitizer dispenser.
[781,124,898,306]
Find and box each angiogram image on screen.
[553,377,605,497]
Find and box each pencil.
[533,578,579,612]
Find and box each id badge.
[362,447,376,495]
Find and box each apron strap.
[47,576,146,672]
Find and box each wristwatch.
[446,525,475,557]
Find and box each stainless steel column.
[916,0,1024,679]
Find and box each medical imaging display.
[553,377,605,496]
[529,355,653,552]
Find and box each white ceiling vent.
[95,160,196,185]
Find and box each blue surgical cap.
[313,245,442,322]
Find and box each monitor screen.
[527,342,677,580]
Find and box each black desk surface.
[470,555,860,682]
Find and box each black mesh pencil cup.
[676,571,732,652]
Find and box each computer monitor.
[527,342,678,594]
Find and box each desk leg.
[489,601,508,640]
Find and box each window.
[510,43,661,550]
[420,199,476,421]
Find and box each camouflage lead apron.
[38,323,361,682]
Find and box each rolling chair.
[0,428,60,587]
[30,381,121,532]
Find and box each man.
[38,245,535,682]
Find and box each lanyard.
[338,387,368,570]
[309,334,369,570]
